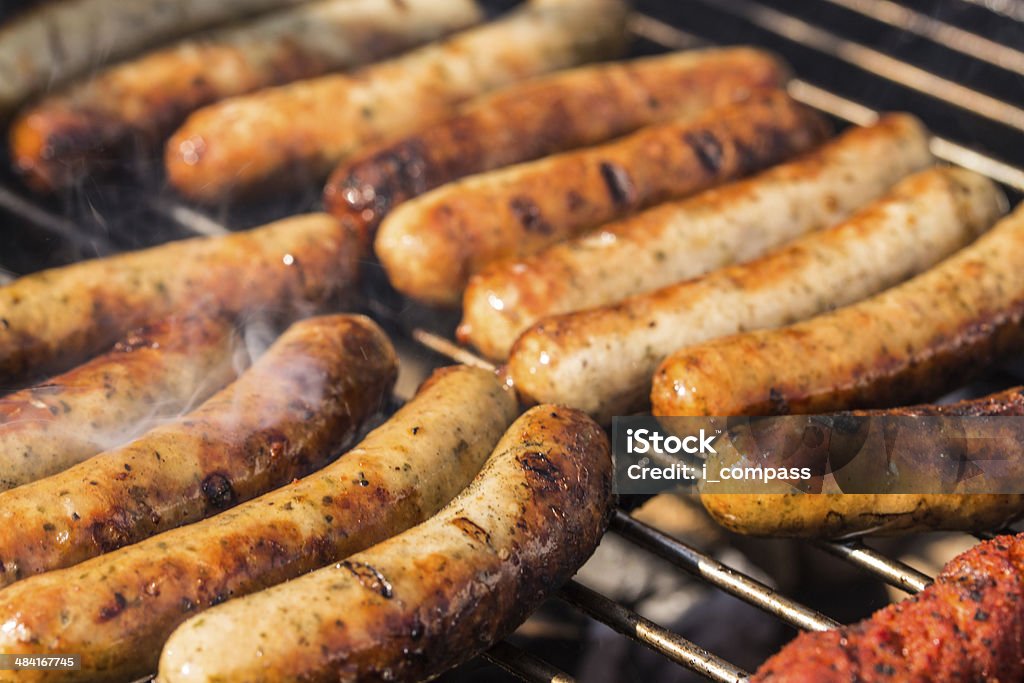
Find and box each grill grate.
[4,1,1024,681]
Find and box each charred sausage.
[0,314,397,588]
[0,213,358,386]
[461,114,933,360]
[323,47,790,243]
[11,0,485,192]
[651,200,1024,418]
[0,366,515,682]
[376,90,831,305]
[510,167,1004,423]
[157,404,613,683]
[165,0,629,203]
[0,315,242,491]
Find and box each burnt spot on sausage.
[201,472,237,510]
[518,451,564,485]
[599,161,635,208]
[98,592,127,622]
[509,196,552,235]
[683,131,724,174]
[91,515,133,552]
[340,560,394,599]
[451,517,493,549]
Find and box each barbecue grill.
[1,1,1023,680]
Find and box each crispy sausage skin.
[0,315,397,588]
[10,0,485,191]
[462,115,933,361]
[165,0,629,203]
[0,213,358,386]
[0,315,242,491]
[0,0,307,116]
[651,201,1024,418]
[376,90,831,305]
[751,533,1024,682]
[158,404,613,683]
[510,167,1004,423]
[323,47,790,243]
[0,366,516,683]
[701,386,1024,538]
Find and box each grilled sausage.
[165,0,629,203]
[323,47,791,243]
[158,404,612,683]
[0,366,515,682]
[0,315,397,588]
[701,386,1024,538]
[0,213,358,386]
[462,115,933,361]
[0,315,242,491]
[510,167,1004,423]
[10,0,485,192]
[0,0,307,116]
[652,200,1024,417]
[751,532,1024,682]
[376,90,831,306]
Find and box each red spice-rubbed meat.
[752,534,1024,682]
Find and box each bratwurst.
[0,315,397,588]
[0,213,358,386]
[461,114,933,360]
[0,366,515,682]
[510,167,1004,422]
[377,90,830,305]
[11,0,484,191]
[158,404,613,683]
[165,0,629,203]
[0,315,241,491]
[324,47,790,243]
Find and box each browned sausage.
[375,90,831,305]
[0,315,242,491]
[0,365,516,682]
[323,47,790,243]
[164,0,629,203]
[651,201,1024,417]
[157,404,613,683]
[0,314,397,587]
[0,213,358,386]
[461,114,933,361]
[9,0,485,192]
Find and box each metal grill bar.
[0,185,113,255]
[484,641,576,683]
[611,510,839,632]
[820,0,1024,75]
[812,541,932,594]
[558,580,750,683]
[957,0,1024,23]
[688,0,1024,133]
[631,13,1024,192]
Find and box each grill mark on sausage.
[509,196,553,235]
[98,592,127,622]
[450,516,493,549]
[201,473,237,510]
[598,161,635,208]
[683,130,724,174]
[340,560,394,599]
